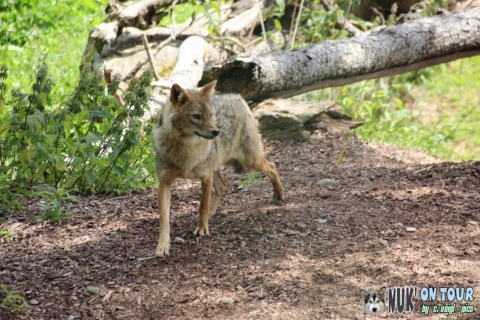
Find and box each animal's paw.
[155,239,170,257]
[270,190,284,203]
[193,225,209,236]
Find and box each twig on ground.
[138,256,160,261]
[412,165,433,175]
[212,36,248,51]
[247,37,263,47]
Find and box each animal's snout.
[211,129,220,137]
[372,308,377,312]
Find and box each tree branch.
[141,34,161,81]
[213,6,480,101]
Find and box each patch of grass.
[0,285,26,311]
[412,56,480,161]
[304,57,480,162]
[239,172,262,187]
[1,0,109,97]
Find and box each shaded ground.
[1,131,479,320]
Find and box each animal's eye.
[192,114,201,120]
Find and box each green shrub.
[0,64,156,214]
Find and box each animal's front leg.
[156,178,174,257]
[194,173,214,236]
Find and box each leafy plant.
[0,285,26,311]
[0,64,156,215]
[0,229,13,237]
[411,0,448,16]
[32,187,81,221]
[296,0,350,45]
[239,172,262,187]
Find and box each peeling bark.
[213,6,480,101]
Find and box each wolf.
[361,288,387,315]
[152,81,284,257]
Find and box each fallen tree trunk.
[213,6,480,101]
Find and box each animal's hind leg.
[209,170,226,218]
[249,157,284,202]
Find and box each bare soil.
[1,131,479,320]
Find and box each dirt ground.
[1,130,479,320]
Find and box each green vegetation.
[0,285,26,311]
[0,229,13,237]
[1,0,109,96]
[416,57,480,160]
[305,56,480,161]
[0,64,155,214]
[239,172,262,187]
[33,187,81,221]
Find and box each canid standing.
[152,81,284,257]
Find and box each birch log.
[213,6,480,101]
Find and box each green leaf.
[108,148,122,160]
[209,2,220,15]
[85,171,96,186]
[15,188,35,196]
[113,165,124,176]
[75,110,90,123]
[275,0,285,11]
[54,154,65,168]
[274,19,282,31]
[89,110,114,120]
[83,133,102,143]
[83,0,97,11]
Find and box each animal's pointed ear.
[200,80,217,100]
[361,290,369,298]
[379,287,386,297]
[170,83,191,107]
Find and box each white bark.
[213,6,480,101]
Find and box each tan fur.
[153,81,284,257]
